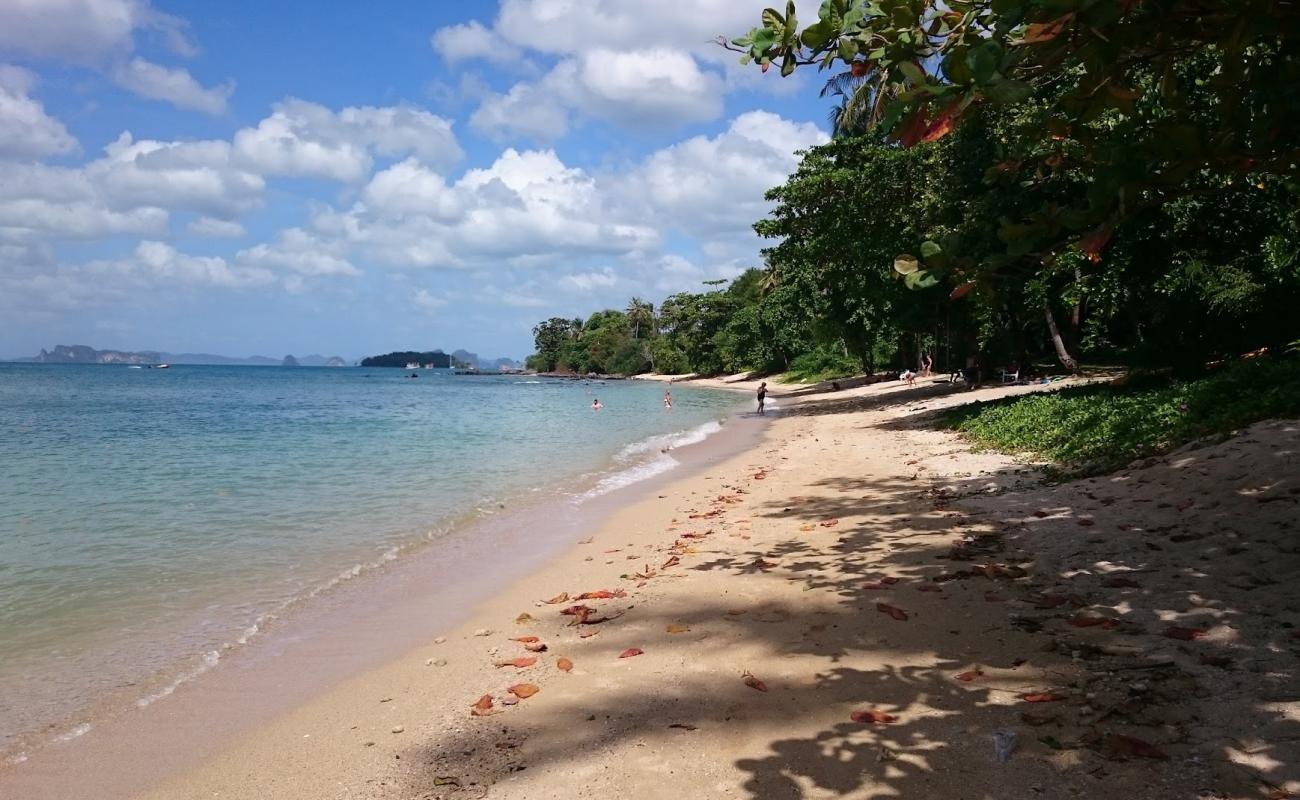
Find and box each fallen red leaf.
[557,657,574,672]
[876,603,909,621]
[1102,733,1168,760]
[470,694,495,717]
[850,708,897,724]
[956,669,983,682]
[574,589,626,600]
[494,657,537,669]
[511,635,541,643]
[619,648,643,659]
[508,683,539,699]
[819,518,840,528]
[1021,692,1064,703]
[542,592,570,604]
[742,672,768,692]
[1165,626,1207,641]
[523,641,548,652]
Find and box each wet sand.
[6,375,1297,800]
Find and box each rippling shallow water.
[0,364,741,758]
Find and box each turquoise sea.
[0,364,742,759]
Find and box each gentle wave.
[578,420,725,501]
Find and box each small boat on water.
[150,364,170,369]
[128,365,142,369]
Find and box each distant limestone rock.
[34,345,160,365]
[282,354,300,367]
[325,356,347,367]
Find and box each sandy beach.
[7,374,1297,800]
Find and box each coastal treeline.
[529,1,1300,379]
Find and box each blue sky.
[0,0,833,360]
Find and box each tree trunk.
[1044,302,1079,372]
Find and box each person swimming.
[592,398,603,411]
[664,390,672,410]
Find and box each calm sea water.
[0,364,741,758]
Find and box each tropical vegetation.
[527,0,1299,382]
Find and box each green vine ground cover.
[939,358,1300,475]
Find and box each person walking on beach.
[756,381,767,415]
[663,390,672,410]
[592,398,603,411]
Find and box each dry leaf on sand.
[470,694,495,717]
[666,624,691,634]
[542,592,570,604]
[557,657,573,672]
[742,671,768,692]
[876,602,909,621]
[508,683,539,699]
[619,648,644,659]
[850,708,897,724]
[494,657,536,669]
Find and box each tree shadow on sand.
[394,407,1299,800]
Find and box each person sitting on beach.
[664,390,672,410]
[756,382,767,415]
[592,398,603,411]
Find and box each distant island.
[360,350,522,371]
[21,345,350,367]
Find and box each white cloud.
[233,99,463,181]
[0,65,78,159]
[188,216,246,238]
[560,268,618,292]
[133,240,273,288]
[111,58,232,115]
[0,0,145,63]
[469,81,569,141]
[412,288,448,312]
[236,228,360,277]
[471,47,723,140]
[95,132,264,217]
[0,1,225,112]
[563,48,723,126]
[431,20,520,65]
[616,110,827,243]
[362,158,461,219]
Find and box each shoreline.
[0,395,766,800]
[7,374,1296,799]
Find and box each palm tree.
[820,62,906,139]
[626,297,655,339]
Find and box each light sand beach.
[9,375,1298,800]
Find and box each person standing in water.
[664,390,672,410]
[592,398,603,411]
[756,381,767,415]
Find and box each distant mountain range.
[13,344,519,370]
[18,345,348,367]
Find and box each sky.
[0,0,833,361]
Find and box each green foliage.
[732,0,1300,269]
[782,346,861,384]
[940,358,1300,474]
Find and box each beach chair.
[1000,364,1020,384]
